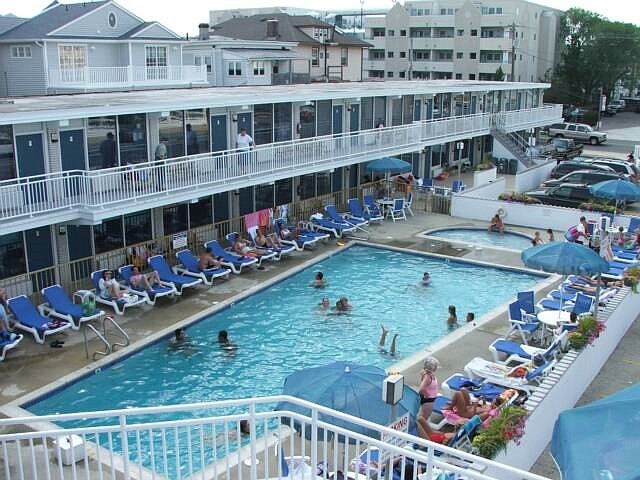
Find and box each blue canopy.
[551,382,640,480]
[521,241,610,275]
[590,179,640,202]
[276,361,420,440]
[366,157,412,173]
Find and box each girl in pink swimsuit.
[418,356,440,420]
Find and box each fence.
[0,395,550,480]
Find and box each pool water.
[27,245,542,477]
[425,228,534,251]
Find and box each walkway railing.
[48,65,208,88]
[0,105,561,229]
[0,395,550,480]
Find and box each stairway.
[491,127,536,170]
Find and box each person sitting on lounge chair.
[416,415,454,444]
[569,282,618,294]
[576,276,623,288]
[254,229,271,249]
[199,247,222,269]
[442,388,502,424]
[129,266,161,292]
[267,232,284,249]
[99,270,124,300]
[279,225,300,240]
[0,289,19,343]
[232,235,269,258]
[488,213,505,234]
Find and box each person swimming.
[218,330,237,350]
[447,305,458,328]
[378,324,398,356]
[311,271,326,288]
[421,272,430,286]
[317,297,331,312]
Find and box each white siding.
[53,5,140,38]
[0,44,47,97]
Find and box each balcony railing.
[48,65,208,88]
[0,105,562,230]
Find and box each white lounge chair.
[0,331,23,361]
[463,356,555,393]
[489,330,567,364]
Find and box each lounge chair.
[347,198,383,222]
[362,195,384,218]
[537,291,595,314]
[516,291,535,316]
[40,285,104,330]
[420,178,434,193]
[174,249,231,285]
[441,374,507,402]
[203,240,258,274]
[148,255,203,294]
[489,330,568,364]
[260,445,323,480]
[403,192,414,216]
[7,295,72,344]
[627,216,640,235]
[611,246,638,262]
[118,265,177,304]
[310,214,356,238]
[325,205,368,228]
[506,300,541,345]
[90,270,147,315]
[274,219,326,251]
[247,226,296,260]
[463,356,555,394]
[451,180,465,193]
[225,232,278,265]
[388,199,407,222]
[0,331,23,361]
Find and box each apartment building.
[364,0,561,82]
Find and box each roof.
[223,48,309,61]
[0,15,27,36]
[212,14,370,47]
[0,1,109,40]
[0,80,549,125]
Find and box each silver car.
[546,122,607,145]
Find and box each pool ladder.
[83,316,130,360]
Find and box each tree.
[495,66,505,81]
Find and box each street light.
[456,141,464,179]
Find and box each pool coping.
[418,226,535,254]
[2,240,555,418]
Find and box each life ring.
[497,208,507,219]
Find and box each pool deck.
[1,212,636,478]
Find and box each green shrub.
[471,406,528,459]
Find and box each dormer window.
[108,12,117,28]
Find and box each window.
[387,51,394,58]
[145,45,167,79]
[274,102,292,142]
[228,61,242,76]
[399,51,406,58]
[10,46,31,58]
[311,47,319,67]
[87,116,117,170]
[252,61,265,75]
[118,113,147,165]
[372,28,385,37]
[388,29,395,36]
[108,11,117,28]
[341,47,348,66]
[0,232,25,279]
[471,29,478,36]
[488,7,495,14]
[440,8,446,14]
[534,33,537,41]
[496,7,503,14]
[0,125,16,180]
[58,45,86,81]
[124,211,152,245]
[418,9,424,15]
[400,29,406,36]
[469,73,476,80]
[185,108,208,155]
[163,204,188,235]
[520,55,523,61]
[399,71,406,78]
[455,73,462,80]
[456,52,463,59]
[470,52,477,59]
[253,103,274,145]
[387,71,394,78]
[94,217,124,254]
[457,29,464,36]
[194,55,212,73]
[189,197,213,228]
[158,110,185,158]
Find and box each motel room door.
[60,129,86,198]
[16,132,47,206]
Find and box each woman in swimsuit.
[418,357,440,420]
[416,415,453,445]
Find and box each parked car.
[609,100,625,112]
[541,170,622,189]
[546,122,607,145]
[549,160,615,179]
[579,157,639,182]
[541,137,583,160]
[526,183,599,209]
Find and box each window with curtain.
[93,217,124,254]
[87,116,117,170]
[158,110,185,159]
[0,125,16,180]
[118,114,147,164]
[124,211,152,245]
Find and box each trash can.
[53,435,85,465]
[496,158,508,174]
[508,158,519,174]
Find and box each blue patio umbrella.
[276,361,420,441]
[589,179,640,202]
[521,241,609,276]
[551,382,640,480]
[366,158,412,197]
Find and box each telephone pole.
[510,22,516,82]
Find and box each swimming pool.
[423,227,534,251]
[26,244,543,477]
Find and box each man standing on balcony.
[100,132,116,169]
[154,137,168,191]
[236,128,254,174]
[186,124,199,155]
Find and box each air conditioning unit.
[599,215,611,233]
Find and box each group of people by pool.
[311,271,353,314]
[488,212,556,247]
[170,327,237,352]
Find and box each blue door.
[237,112,253,137]
[332,105,343,134]
[67,225,93,280]
[25,226,55,290]
[211,115,228,153]
[60,129,85,197]
[414,100,422,121]
[16,133,46,205]
[349,104,360,133]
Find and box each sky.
[1,0,639,36]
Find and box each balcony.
[0,105,562,233]
[47,65,208,89]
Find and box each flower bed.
[578,201,616,214]
[567,314,606,350]
[472,406,528,459]
[623,266,640,293]
[497,191,538,204]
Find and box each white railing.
[498,104,562,132]
[0,395,550,480]
[0,106,561,226]
[48,65,208,88]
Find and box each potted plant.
[578,201,617,214]
[471,406,528,459]
[567,314,606,350]
[623,266,640,293]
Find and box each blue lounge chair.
[627,216,640,235]
[489,330,568,364]
[516,291,535,316]
[362,195,384,218]
[203,240,258,274]
[246,226,296,260]
[310,214,356,238]
[442,374,507,402]
[0,330,23,361]
[225,232,278,265]
[274,219,327,250]
[403,192,414,216]
[175,249,231,285]
[451,180,465,193]
[388,199,407,222]
[118,265,177,304]
[564,292,594,315]
[90,270,147,315]
[148,255,203,294]
[347,198,383,222]
[325,205,368,227]
[507,300,540,345]
[40,285,104,330]
[7,295,72,344]
[420,178,434,192]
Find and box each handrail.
[103,315,129,351]
[83,324,111,360]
